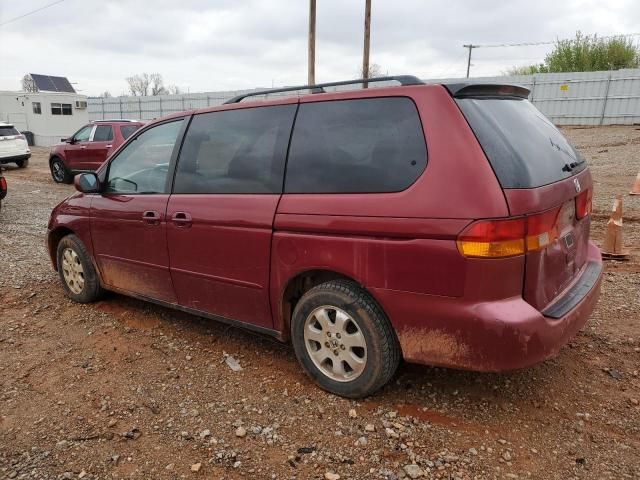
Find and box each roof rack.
[224,75,424,104]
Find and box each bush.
[506,32,639,75]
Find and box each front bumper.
[0,153,31,164]
[372,241,603,372]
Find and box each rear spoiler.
[443,83,530,99]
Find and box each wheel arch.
[48,226,74,270]
[49,153,64,167]
[278,269,389,342]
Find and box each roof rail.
[224,75,424,104]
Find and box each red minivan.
[49,120,144,183]
[47,77,602,398]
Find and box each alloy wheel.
[303,305,367,382]
[52,161,64,182]
[61,248,85,294]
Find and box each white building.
[0,91,89,146]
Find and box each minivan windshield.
[456,97,586,188]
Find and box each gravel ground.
[1,126,639,480]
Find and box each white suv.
[0,123,31,168]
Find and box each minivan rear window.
[456,97,586,188]
[285,97,427,194]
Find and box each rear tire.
[291,279,400,398]
[50,157,72,184]
[56,234,103,303]
[16,159,28,168]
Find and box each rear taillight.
[0,177,6,191]
[457,207,561,258]
[575,189,592,219]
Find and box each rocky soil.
[1,126,639,479]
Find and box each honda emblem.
[574,178,581,193]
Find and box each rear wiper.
[570,159,586,169]
[562,159,586,172]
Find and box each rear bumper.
[372,241,603,372]
[0,153,31,164]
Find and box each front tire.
[50,157,72,184]
[291,280,400,398]
[56,234,103,303]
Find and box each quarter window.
[173,104,296,194]
[105,120,183,194]
[285,97,427,193]
[93,125,113,142]
[32,102,42,114]
[51,103,73,115]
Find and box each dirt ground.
[1,126,639,480]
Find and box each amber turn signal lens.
[457,206,562,258]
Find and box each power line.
[0,0,66,27]
[462,32,640,77]
[475,32,640,48]
[431,50,472,78]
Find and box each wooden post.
[362,0,371,87]
[463,44,473,78]
[308,0,316,86]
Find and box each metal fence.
[88,68,640,126]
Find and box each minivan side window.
[285,97,427,194]
[105,120,183,194]
[173,104,296,194]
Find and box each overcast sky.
[1,0,638,96]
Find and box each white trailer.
[0,91,89,146]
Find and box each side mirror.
[74,173,100,193]
[63,137,75,144]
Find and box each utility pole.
[463,44,478,78]
[308,0,316,86]
[362,0,371,87]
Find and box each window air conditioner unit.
[75,100,87,109]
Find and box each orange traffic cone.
[630,172,640,195]
[601,195,628,260]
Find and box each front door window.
[105,120,183,194]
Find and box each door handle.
[80,145,87,149]
[106,144,113,148]
[171,211,192,228]
[142,210,161,225]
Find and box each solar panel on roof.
[29,74,75,93]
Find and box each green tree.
[506,32,639,75]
